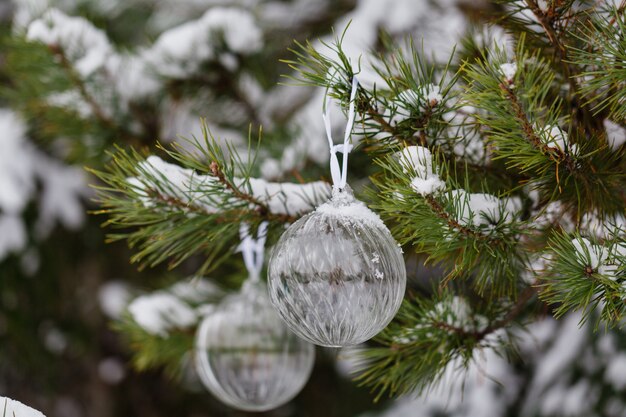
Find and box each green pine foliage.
[85,0,626,407]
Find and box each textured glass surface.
[194,280,315,412]
[268,187,407,347]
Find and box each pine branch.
[91,124,329,274]
[524,0,601,131]
[355,291,516,399]
[424,194,500,243]
[540,232,626,326]
[499,81,575,172]
[49,45,116,131]
[371,154,526,297]
[115,316,194,379]
[208,160,297,223]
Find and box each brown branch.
[524,0,600,131]
[209,161,298,223]
[481,285,538,335]
[432,285,538,341]
[524,0,577,90]
[609,0,626,26]
[50,45,116,130]
[499,82,576,172]
[147,185,296,224]
[147,189,208,216]
[360,90,428,146]
[424,195,500,242]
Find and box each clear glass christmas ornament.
[268,186,407,347]
[195,279,315,412]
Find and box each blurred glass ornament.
[268,185,406,347]
[195,223,315,411]
[195,280,315,411]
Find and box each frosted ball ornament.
[268,77,406,347]
[268,185,406,347]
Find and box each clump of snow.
[169,277,223,304]
[397,146,446,196]
[392,296,488,345]
[397,146,432,174]
[572,237,605,270]
[136,155,223,211]
[420,84,443,108]
[98,357,126,385]
[580,210,626,239]
[121,277,225,336]
[146,20,213,78]
[392,84,444,124]
[104,54,161,102]
[98,281,134,320]
[605,353,626,390]
[0,110,35,214]
[33,153,86,239]
[448,189,521,229]
[571,237,625,279]
[203,8,262,54]
[604,119,626,150]
[0,396,46,417]
[42,325,68,354]
[534,200,575,232]
[128,292,197,337]
[538,124,577,155]
[499,62,517,84]
[260,158,281,179]
[26,9,113,77]
[0,214,28,260]
[521,253,553,284]
[145,7,262,78]
[45,90,92,119]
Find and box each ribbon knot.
[236,221,268,281]
[322,76,359,189]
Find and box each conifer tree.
[3,1,626,416]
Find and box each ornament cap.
[329,183,355,206]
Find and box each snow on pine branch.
[499,62,517,86]
[571,237,626,281]
[24,7,263,120]
[26,9,113,77]
[144,7,262,78]
[448,189,521,230]
[397,146,446,196]
[0,396,46,417]
[537,124,578,155]
[392,84,444,125]
[129,156,330,218]
[127,278,223,337]
[364,314,623,417]
[128,293,197,337]
[392,296,489,345]
[0,109,86,262]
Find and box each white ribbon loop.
[322,76,359,189]
[237,221,268,281]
